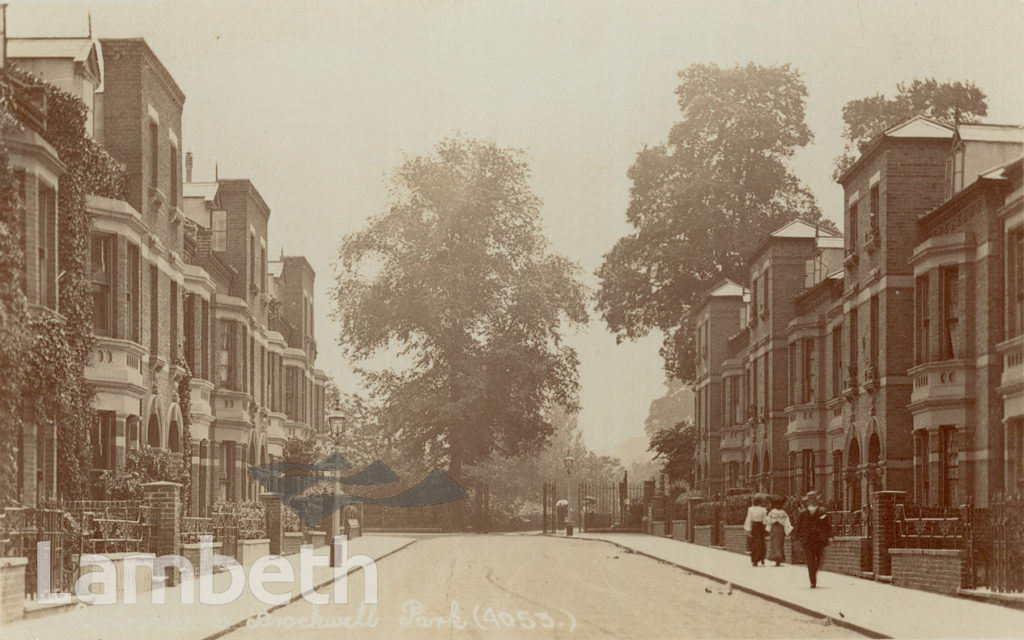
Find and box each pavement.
[1,534,416,640]
[577,531,1024,639]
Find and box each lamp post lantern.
[327,412,347,448]
[564,448,575,536]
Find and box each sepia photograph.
[0,1,1022,638]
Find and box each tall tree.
[333,136,588,484]
[597,63,830,383]
[833,78,988,180]
[648,418,697,487]
[643,377,695,438]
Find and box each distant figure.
[743,494,768,566]
[795,490,831,587]
[765,496,793,566]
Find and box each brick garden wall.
[1,558,27,624]
[890,548,965,595]
[283,532,304,556]
[723,525,747,555]
[694,525,714,547]
[671,520,687,541]
[820,536,871,577]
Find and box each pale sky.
[10,0,1024,456]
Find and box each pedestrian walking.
[794,490,830,587]
[765,496,793,566]
[743,494,768,566]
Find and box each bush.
[95,447,189,501]
[211,500,267,539]
[723,494,754,525]
[692,501,717,526]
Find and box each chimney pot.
[185,151,193,183]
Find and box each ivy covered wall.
[0,67,128,503]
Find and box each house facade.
[5,35,330,514]
[695,117,1023,508]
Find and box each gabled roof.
[8,37,104,89]
[8,37,94,62]
[707,279,745,298]
[769,219,839,239]
[955,123,1024,144]
[980,153,1024,180]
[747,219,839,264]
[183,181,219,203]
[837,116,954,185]
[919,153,1023,226]
[884,115,955,139]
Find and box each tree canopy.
[832,78,988,180]
[597,63,831,383]
[643,377,695,438]
[332,136,588,482]
[648,417,697,487]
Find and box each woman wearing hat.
[794,490,831,587]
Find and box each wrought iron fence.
[989,493,1023,593]
[0,504,74,598]
[0,500,155,598]
[829,506,871,538]
[893,503,967,550]
[576,480,645,532]
[63,500,154,555]
[180,517,214,545]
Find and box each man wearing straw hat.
[794,490,830,588]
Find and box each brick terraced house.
[5,36,329,514]
[695,116,1023,509]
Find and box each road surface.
[226,534,864,639]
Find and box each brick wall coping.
[284,532,304,537]
[305,530,326,535]
[237,538,270,545]
[142,481,183,488]
[0,557,27,568]
[72,552,155,561]
[182,542,223,549]
[888,548,962,557]
[832,535,869,541]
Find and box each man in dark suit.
[795,490,830,588]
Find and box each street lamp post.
[564,449,575,536]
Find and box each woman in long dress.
[743,495,768,566]
[765,496,794,566]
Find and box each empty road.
[225,534,863,639]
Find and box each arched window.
[147,413,160,449]
[868,433,881,464]
[848,438,862,510]
[168,420,181,453]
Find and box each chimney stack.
[185,151,193,183]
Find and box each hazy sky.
[11,0,1024,456]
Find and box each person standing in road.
[795,490,830,587]
[765,496,793,566]
[743,494,768,566]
